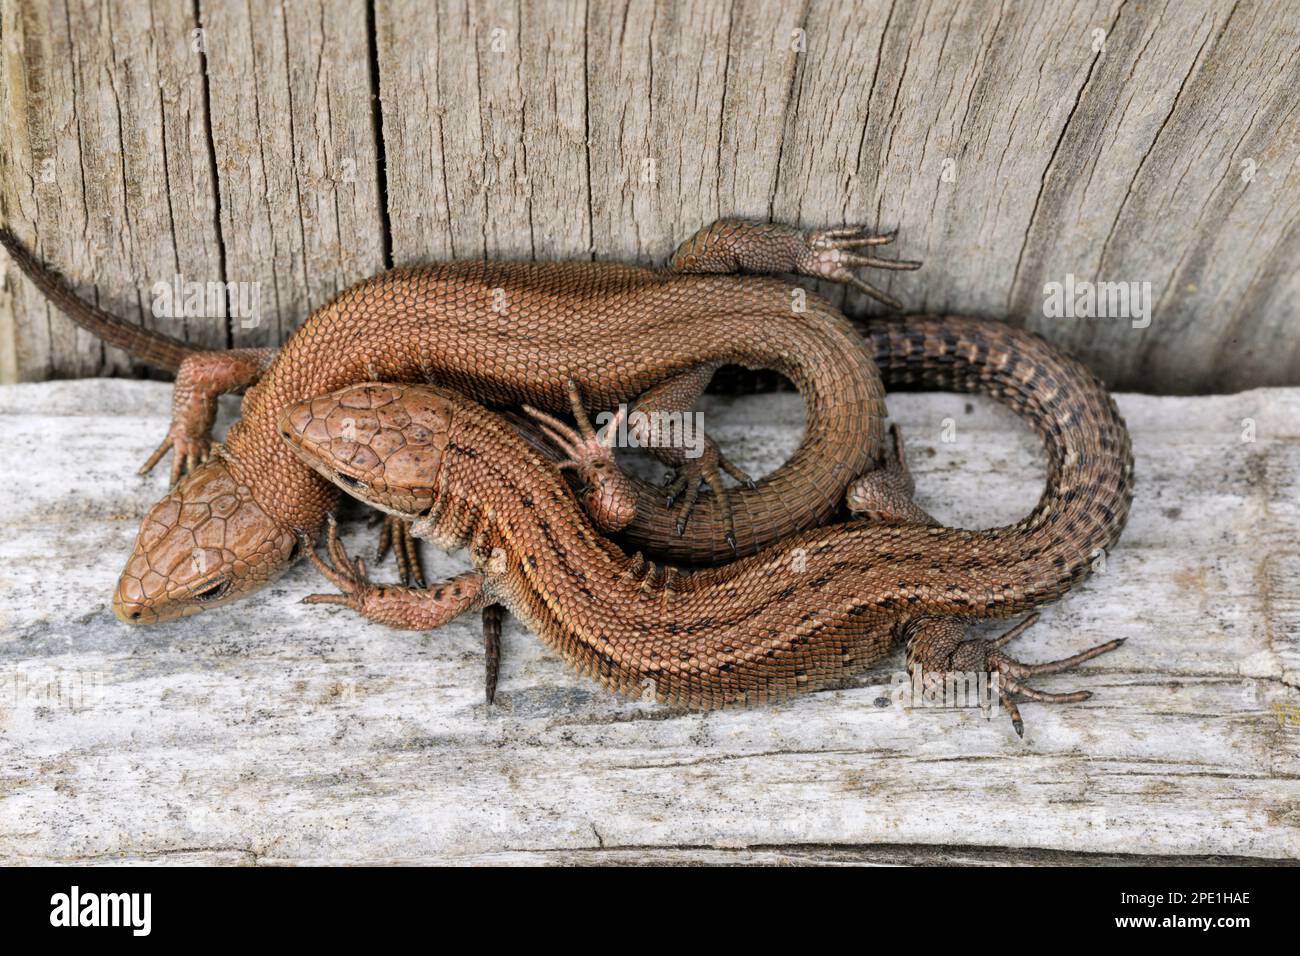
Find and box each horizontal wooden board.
[0,381,1296,864]
[2,0,1297,391]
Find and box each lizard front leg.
[140,347,276,486]
[526,373,749,549]
[522,379,638,534]
[303,517,487,630]
[669,218,921,310]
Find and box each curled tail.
[617,291,886,565]
[0,227,195,372]
[863,315,1135,608]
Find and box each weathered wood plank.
[369,0,457,263]
[0,381,1296,864]
[1004,0,1300,393]
[199,0,386,348]
[375,0,572,263]
[2,0,1298,387]
[0,0,224,378]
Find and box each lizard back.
[231,258,886,563]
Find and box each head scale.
[113,457,299,625]
[277,383,453,519]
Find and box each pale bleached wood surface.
[2,0,1298,391]
[1,381,1297,864]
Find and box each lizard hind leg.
[521,379,638,534]
[799,226,921,310]
[667,219,921,311]
[903,614,1124,737]
[846,424,938,525]
[626,366,755,553]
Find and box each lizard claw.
[372,511,425,587]
[522,381,637,533]
[139,428,214,487]
[715,446,756,488]
[665,473,703,534]
[302,515,376,612]
[660,432,751,543]
[905,613,1124,737]
[674,494,698,536]
[662,440,747,545]
[663,470,686,508]
[799,225,921,310]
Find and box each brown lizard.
[0,221,917,625]
[283,316,1134,735]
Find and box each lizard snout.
[112,582,157,625]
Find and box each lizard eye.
[192,579,231,602]
[336,473,366,490]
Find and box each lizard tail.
[862,315,1135,607]
[0,227,196,372]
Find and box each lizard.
[281,315,1135,735]
[0,220,919,626]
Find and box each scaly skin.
[285,317,1135,734]
[0,222,917,624]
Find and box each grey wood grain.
[1,0,1298,389]
[198,0,387,348]
[0,0,224,377]
[0,381,1296,864]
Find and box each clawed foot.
[302,516,376,612]
[906,613,1124,737]
[988,616,1124,738]
[523,380,638,534]
[138,349,275,487]
[799,226,921,310]
[304,516,496,681]
[372,512,425,587]
[662,442,754,553]
[139,426,213,487]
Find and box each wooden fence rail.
[1,0,1297,392]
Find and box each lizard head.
[275,383,452,521]
[112,456,300,625]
